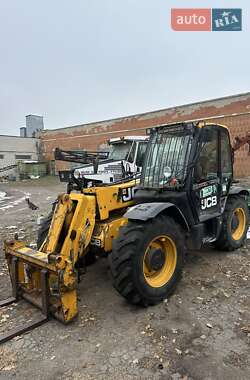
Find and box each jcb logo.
[201,196,217,210]
[122,187,135,202]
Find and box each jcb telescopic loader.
[1,121,249,343]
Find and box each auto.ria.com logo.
[171,8,242,31]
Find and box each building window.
[0,154,4,159]
[15,154,32,160]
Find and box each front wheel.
[109,215,185,306]
[214,196,249,251]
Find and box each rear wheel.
[110,215,185,306]
[214,196,249,251]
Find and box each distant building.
[20,127,27,137]
[0,135,40,178]
[20,115,44,138]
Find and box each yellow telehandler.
[1,121,249,343]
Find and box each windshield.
[141,130,193,188]
[109,142,132,160]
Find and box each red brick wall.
[205,114,250,178]
[41,93,250,177]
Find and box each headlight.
[74,169,81,178]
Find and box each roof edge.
[0,134,39,139]
[43,91,250,133]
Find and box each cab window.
[221,130,233,180]
[127,142,136,163]
[195,127,219,183]
[136,142,147,167]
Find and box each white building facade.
[0,135,39,177]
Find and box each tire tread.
[110,215,185,306]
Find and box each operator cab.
[108,136,148,174]
[73,136,148,185]
[57,136,148,189]
[135,121,234,232]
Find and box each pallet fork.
[0,192,92,343]
[0,256,50,344]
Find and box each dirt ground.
[0,176,249,380]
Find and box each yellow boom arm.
[4,180,137,323]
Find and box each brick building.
[41,92,250,177]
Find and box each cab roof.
[147,121,229,133]
[196,121,229,130]
[108,136,149,144]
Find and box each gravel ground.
[0,176,249,380]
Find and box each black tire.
[37,211,96,265]
[109,215,185,306]
[214,196,249,251]
[77,250,96,267]
[37,212,53,249]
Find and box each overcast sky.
[0,0,249,135]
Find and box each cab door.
[135,142,148,171]
[220,128,233,201]
[192,126,221,222]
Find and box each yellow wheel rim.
[143,235,177,288]
[231,208,246,241]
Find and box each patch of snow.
[247,227,250,240]
[0,191,6,200]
